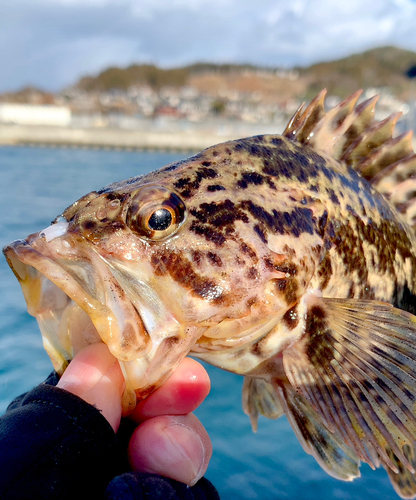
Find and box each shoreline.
[0,124,248,152]
[1,123,416,152]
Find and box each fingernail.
[128,416,210,486]
[163,420,206,486]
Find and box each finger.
[57,343,125,432]
[130,357,210,423]
[128,413,212,486]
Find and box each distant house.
[0,104,71,127]
[154,105,183,119]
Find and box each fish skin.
[4,91,416,498]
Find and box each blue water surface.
[0,145,399,499]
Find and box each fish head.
[4,136,326,406]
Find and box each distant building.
[0,104,71,126]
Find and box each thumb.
[57,343,125,432]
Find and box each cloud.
[1,0,416,92]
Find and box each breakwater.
[1,123,416,152]
[0,124,242,152]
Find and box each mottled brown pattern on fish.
[275,277,300,305]
[211,136,409,313]
[115,132,416,317]
[246,267,259,280]
[304,305,333,366]
[240,242,258,261]
[190,199,249,230]
[64,192,129,244]
[174,166,218,199]
[207,184,226,192]
[317,253,332,289]
[237,171,277,191]
[282,304,300,330]
[150,250,227,304]
[238,201,316,241]
[251,330,276,359]
[317,205,416,312]
[207,252,223,267]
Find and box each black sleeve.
[0,376,221,500]
[0,381,123,500]
[105,472,220,500]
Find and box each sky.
[1,0,416,93]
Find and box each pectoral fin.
[282,298,416,482]
[242,374,361,480]
[275,380,360,480]
[382,444,416,499]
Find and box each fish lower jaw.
[3,240,166,403]
[33,282,180,413]
[36,296,101,374]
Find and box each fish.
[4,89,416,498]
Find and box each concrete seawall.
[0,124,242,152]
[1,123,416,152]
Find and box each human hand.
[57,343,212,486]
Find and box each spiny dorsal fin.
[284,89,327,144]
[283,90,416,230]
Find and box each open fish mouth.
[5,239,106,372]
[3,230,198,410]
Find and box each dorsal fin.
[283,90,416,230]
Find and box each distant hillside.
[73,46,416,100]
[299,46,416,100]
[0,86,56,105]
[76,63,267,92]
[77,64,189,92]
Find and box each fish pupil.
[148,208,172,231]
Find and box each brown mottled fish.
[4,90,416,498]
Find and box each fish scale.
[4,90,416,498]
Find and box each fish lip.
[3,237,150,363]
[4,238,95,315]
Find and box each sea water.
[0,145,398,499]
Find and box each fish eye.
[148,208,173,231]
[127,186,186,241]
